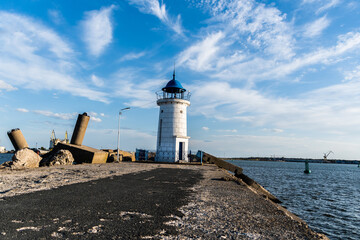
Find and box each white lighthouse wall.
[156,99,190,162]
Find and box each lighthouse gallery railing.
[156,91,191,101]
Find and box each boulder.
[40,149,74,167]
[11,148,42,169]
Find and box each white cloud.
[113,68,166,108]
[119,51,147,62]
[303,16,331,38]
[262,31,360,79]
[181,2,360,85]
[177,32,225,72]
[202,126,209,131]
[302,0,341,14]
[16,108,29,113]
[88,111,102,122]
[0,11,109,103]
[190,77,360,138]
[263,128,284,133]
[344,65,360,81]
[128,0,183,34]
[197,0,295,60]
[91,74,104,87]
[91,117,102,123]
[317,0,341,14]
[218,129,238,133]
[210,31,360,82]
[48,10,64,25]
[33,110,77,120]
[81,5,116,56]
[0,80,17,91]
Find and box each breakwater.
[0,162,326,239]
[229,160,359,240]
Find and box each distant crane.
[49,130,69,150]
[323,151,334,161]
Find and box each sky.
[1,0,360,159]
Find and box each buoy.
[304,159,311,174]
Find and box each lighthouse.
[155,71,191,162]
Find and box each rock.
[0,161,12,169]
[40,149,74,167]
[11,148,42,169]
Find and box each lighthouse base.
[155,138,189,163]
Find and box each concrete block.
[7,129,29,151]
[70,113,90,146]
[56,142,108,164]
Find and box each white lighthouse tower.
[155,71,191,162]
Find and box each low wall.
[202,152,281,204]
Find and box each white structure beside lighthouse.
[155,71,191,162]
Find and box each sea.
[229,160,360,240]
[0,153,12,164]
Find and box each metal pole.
[117,112,121,162]
[117,107,130,162]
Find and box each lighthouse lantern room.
[155,71,191,162]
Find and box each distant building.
[0,146,6,153]
[155,71,191,162]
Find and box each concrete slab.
[56,143,108,164]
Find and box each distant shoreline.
[224,157,360,165]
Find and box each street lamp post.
[117,107,130,162]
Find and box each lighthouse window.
[180,110,183,113]
[161,110,163,113]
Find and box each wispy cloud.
[48,9,64,25]
[202,126,209,131]
[119,51,147,62]
[33,110,77,120]
[177,32,225,72]
[81,5,116,56]
[17,108,104,122]
[217,129,238,133]
[112,68,166,108]
[197,0,295,60]
[128,0,184,35]
[190,76,360,137]
[303,16,331,38]
[88,111,103,122]
[16,108,29,113]
[302,0,341,14]
[0,80,17,91]
[91,74,104,87]
[317,0,341,14]
[0,11,109,103]
[182,30,360,82]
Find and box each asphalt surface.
[0,168,201,239]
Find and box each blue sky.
[1,0,360,159]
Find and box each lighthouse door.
[179,142,184,160]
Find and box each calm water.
[0,153,12,164]
[229,160,360,240]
